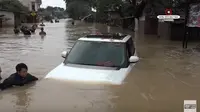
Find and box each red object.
[96,61,113,67]
[165,9,172,15]
[198,17,200,27]
[96,32,102,35]
[96,62,103,66]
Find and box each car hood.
[45,63,134,85]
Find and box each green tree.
[66,0,91,19]
[46,6,54,11]
[64,0,123,21]
[144,0,186,17]
[0,0,28,13]
[38,6,66,21]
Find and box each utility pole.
[31,11,36,23]
[183,0,189,49]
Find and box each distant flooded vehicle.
[45,33,139,85]
[40,23,45,26]
[55,19,59,23]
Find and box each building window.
[32,2,36,11]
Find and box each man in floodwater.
[39,27,46,36]
[0,63,38,90]
[72,20,75,25]
[30,24,37,33]
[14,26,20,34]
[21,26,31,35]
[0,67,2,80]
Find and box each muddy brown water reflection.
[0,19,200,112]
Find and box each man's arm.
[23,74,38,84]
[29,74,38,81]
[0,76,16,90]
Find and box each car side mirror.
[61,51,68,58]
[129,56,139,63]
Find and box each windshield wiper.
[66,61,122,69]
[69,62,120,68]
[68,62,96,66]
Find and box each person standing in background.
[0,67,2,80]
[39,27,46,36]
[0,63,38,90]
[14,26,20,34]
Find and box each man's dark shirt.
[0,73,38,90]
[39,31,46,35]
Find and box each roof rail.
[86,33,127,39]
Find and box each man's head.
[41,27,44,31]
[16,63,28,77]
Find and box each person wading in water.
[39,27,46,36]
[0,63,38,90]
[0,67,2,80]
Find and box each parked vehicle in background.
[55,19,59,23]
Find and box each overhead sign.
[31,12,36,17]
[157,15,180,21]
[157,8,180,21]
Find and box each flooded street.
[0,19,200,112]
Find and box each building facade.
[19,0,41,12]
[0,11,15,27]
[18,0,42,23]
[0,0,29,27]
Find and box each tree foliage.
[64,0,95,7]
[65,0,123,20]
[144,0,186,17]
[0,0,29,13]
[38,6,66,21]
[66,1,91,19]
[64,0,187,21]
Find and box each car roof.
[78,33,132,43]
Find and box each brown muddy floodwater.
[0,19,200,112]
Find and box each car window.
[65,41,128,68]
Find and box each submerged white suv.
[45,33,139,85]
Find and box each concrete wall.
[0,11,15,27]
[157,21,171,39]
[138,15,170,39]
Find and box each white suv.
[45,33,139,85]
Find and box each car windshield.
[65,40,127,67]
